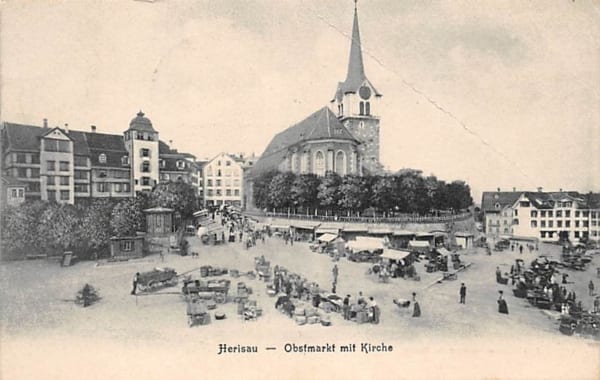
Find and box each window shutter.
[148,149,152,158]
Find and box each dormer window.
[121,156,129,165]
[494,203,501,209]
[160,159,166,168]
[176,160,185,170]
[99,153,107,164]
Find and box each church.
[245,2,383,208]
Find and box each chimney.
[64,123,69,134]
[497,187,501,192]
[91,125,97,133]
[169,140,173,147]
[537,187,543,192]
[512,187,516,192]
[43,118,48,129]
[559,188,563,192]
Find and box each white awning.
[368,228,393,234]
[435,248,452,256]
[380,249,411,261]
[392,230,415,236]
[347,236,384,251]
[270,224,290,230]
[317,233,339,243]
[316,227,340,235]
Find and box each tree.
[445,180,473,211]
[111,198,145,237]
[38,203,82,253]
[1,201,48,257]
[79,199,115,258]
[371,176,396,216]
[267,172,295,210]
[338,175,369,214]
[148,181,197,220]
[252,170,278,210]
[317,172,342,214]
[290,174,320,212]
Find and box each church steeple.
[345,0,366,90]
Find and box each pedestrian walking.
[459,283,467,304]
[131,272,140,295]
[589,280,595,296]
[519,245,523,254]
[498,290,509,314]
[332,264,339,283]
[412,292,421,318]
[342,295,351,320]
[369,297,380,324]
[594,297,599,313]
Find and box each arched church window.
[300,151,309,173]
[365,102,370,116]
[314,151,325,176]
[335,151,346,176]
[291,152,298,173]
[359,102,365,116]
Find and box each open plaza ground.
[2,233,599,380]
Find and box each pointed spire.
[345,0,366,88]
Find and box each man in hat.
[342,295,351,320]
[459,283,467,304]
[412,292,421,317]
[589,280,595,296]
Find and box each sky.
[1,0,599,201]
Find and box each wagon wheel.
[138,284,148,292]
[215,292,226,304]
[148,281,157,290]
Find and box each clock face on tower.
[359,86,371,100]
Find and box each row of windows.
[96,183,131,193]
[528,210,596,218]
[206,179,241,187]
[46,160,70,171]
[205,168,240,177]
[14,153,41,164]
[530,220,590,228]
[16,168,40,178]
[47,176,70,186]
[206,189,240,197]
[124,130,157,141]
[44,139,71,153]
[47,190,70,201]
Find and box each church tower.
[331,0,383,174]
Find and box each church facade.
[245,3,383,209]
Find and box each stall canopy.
[342,226,369,233]
[291,222,321,230]
[317,233,339,243]
[347,236,385,251]
[380,249,411,261]
[409,240,430,249]
[368,227,393,235]
[392,230,415,236]
[270,224,291,230]
[316,227,340,235]
[455,232,474,237]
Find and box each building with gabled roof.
[481,189,600,243]
[1,111,201,204]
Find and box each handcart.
[186,300,211,327]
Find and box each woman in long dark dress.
[498,291,509,314]
[412,292,421,317]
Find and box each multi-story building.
[1,111,201,204]
[202,153,244,207]
[482,190,600,243]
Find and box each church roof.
[250,107,358,178]
[333,5,381,100]
[262,107,357,157]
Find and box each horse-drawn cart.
[137,268,178,292]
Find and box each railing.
[247,211,472,224]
